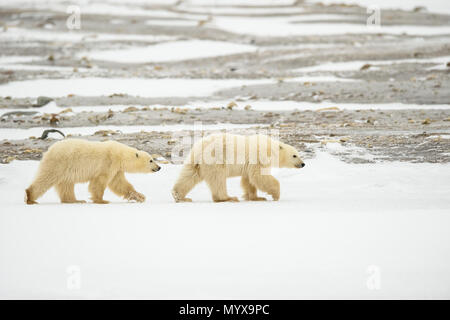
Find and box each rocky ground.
[0,0,449,164]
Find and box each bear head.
[278,143,305,169]
[125,149,161,173]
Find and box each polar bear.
[25,139,161,204]
[172,133,305,202]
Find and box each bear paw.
[251,196,267,201]
[93,199,109,204]
[61,199,86,204]
[125,191,146,203]
[172,190,192,202]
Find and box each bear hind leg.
[25,170,58,205]
[172,165,202,202]
[56,182,85,204]
[241,176,267,201]
[89,175,109,204]
[205,172,239,203]
[249,172,280,201]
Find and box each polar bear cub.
[172,133,305,203]
[25,139,161,204]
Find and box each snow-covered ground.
[4,101,449,120]
[0,76,357,99]
[307,0,450,15]
[82,40,257,63]
[0,28,177,43]
[186,100,450,111]
[294,56,450,73]
[1,0,449,300]
[1,152,449,299]
[210,16,450,37]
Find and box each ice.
[1,152,449,298]
[83,40,257,63]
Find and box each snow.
[0,28,177,43]
[210,16,450,37]
[307,0,450,15]
[0,76,357,99]
[2,101,449,119]
[0,64,92,73]
[186,100,450,111]
[294,56,450,72]
[1,1,206,19]
[1,151,449,299]
[83,40,257,63]
[185,0,296,5]
[0,56,40,64]
[0,123,260,140]
[0,78,265,99]
[0,56,89,73]
[145,19,199,27]
[176,5,306,15]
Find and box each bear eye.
[136,153,139,158]
[150,159,153,163]
[293,155,297,158]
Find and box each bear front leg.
[56,183,86,204]
[249,172,280,201]
[205,171,239,202]
[89,175,110,204]
[240,176,267,201]
[108,171,145,203]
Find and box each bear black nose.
[157,166,161,171]
[301,163,305,168]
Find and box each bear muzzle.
[152,166,161,172]
[295,163,305,168]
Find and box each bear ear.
[136,153,139,158]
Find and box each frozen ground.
[1,152,450,299]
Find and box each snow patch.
[210,16,450,37]
[0,28,177,43]
[294,56,450,73]
[307,0,450,15]
[186,100,450,111]
[0,77,357,99]
[83,40,257,63]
